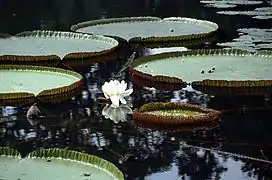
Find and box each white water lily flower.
[102,80,133,108]
[102,104,133,123]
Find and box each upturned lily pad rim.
[130,72,186,91]
[71,16,219,43]
[0,147,124,180]
[0,30,119,66]
[0,33,12,38]
[133,102,222,125]
[129,49,272,88]
[130,34,218,49]
[0,65,83,105]
[192,84,272,96]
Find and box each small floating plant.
[133,102,221,125]
[0,65,83,106]
[0,147,124,180]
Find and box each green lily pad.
[0,65,83,106]
[130,49,272,88]
[0,147,124,180]
[0,30,119,67]
[71,17,218,43]
[146,109,205,116]
[133,102,221,125]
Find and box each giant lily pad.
[71,17,218,45]
[130,49,272,95]
[0,30,119,67]
[0,65,83,106]
[133,102,221,125]
[0,147,124,180]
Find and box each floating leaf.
[0,65,83,106]
[71,16,218,44]
[129,49,272,94]
[133,102,221,125]
[0,147,124,180]
[0,30,119,67]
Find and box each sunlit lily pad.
[130,49,272,94]
[0,30,119,67]
[0,65,83,106]
[133,102,221,125]
[71,17,218,44]
[0,147,124,180]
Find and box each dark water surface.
[1,0,272,180]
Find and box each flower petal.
[102,82,110,98]
[119,96,127,105]
[122,88,133,97]
[110,95,120,108]
[119,80,127,93]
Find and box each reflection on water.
[1,0,272,179]
[218,28,272,52]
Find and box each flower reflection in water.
[102,104,133,123]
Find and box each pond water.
[1,0,272,179]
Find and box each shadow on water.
[0,0,272,179]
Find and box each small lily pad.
[71,17,218,44]
[133,102,221,125]
[0,65,83,106]
[130,49,272,93]
[0,147,124,180]
[0,30,119,67]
